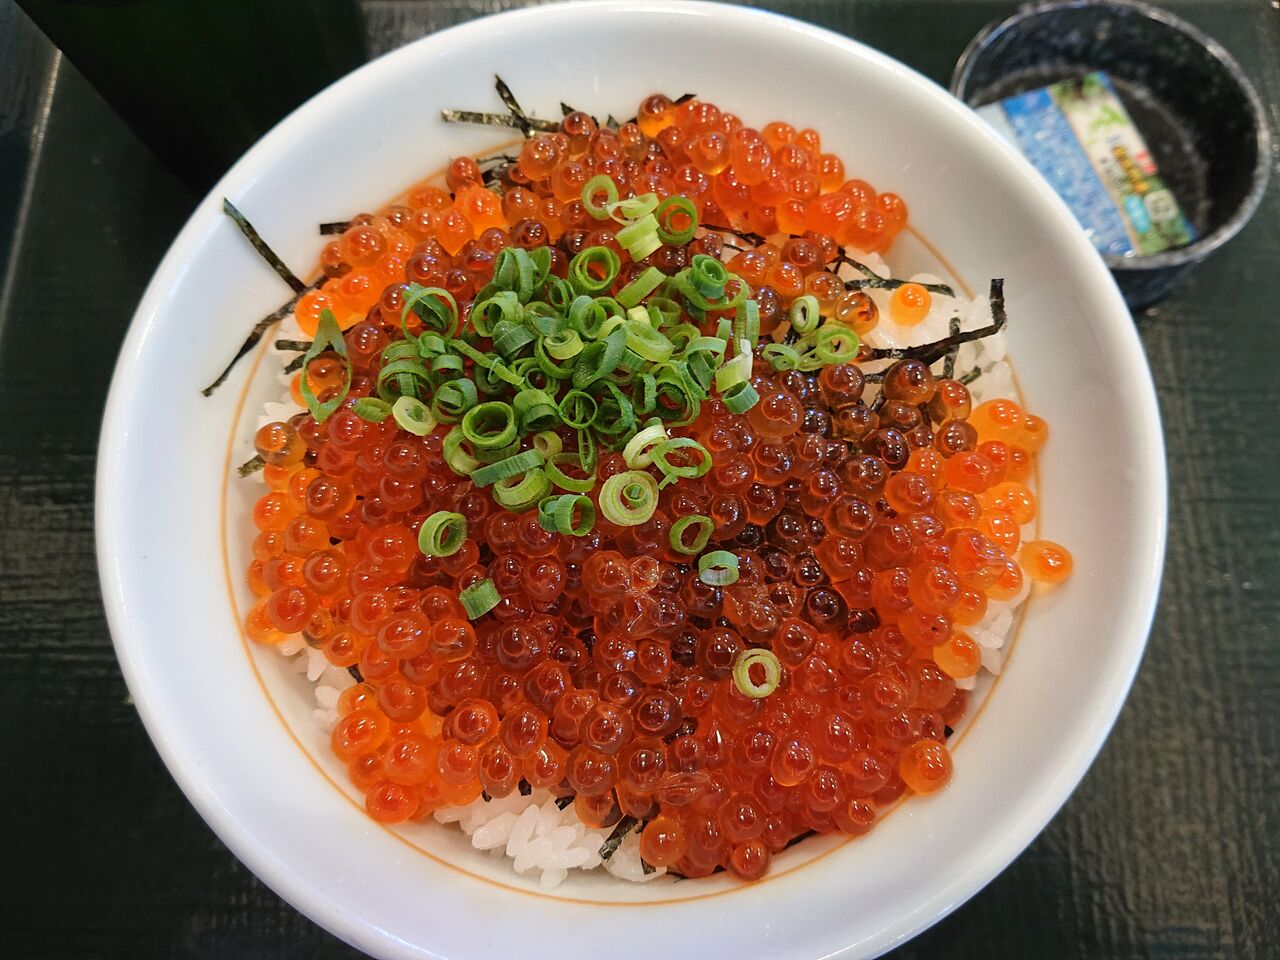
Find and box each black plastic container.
[952,0,1270,309]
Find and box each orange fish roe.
[246,91,1072,882]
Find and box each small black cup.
[952,0,1271,309]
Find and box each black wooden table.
[2,1,1276,957]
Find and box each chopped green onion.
[790,294,820,334]
[352,397,392,423]
[622,422,669,469]
[470,290,522,336]
[443,426,481,476]
[598,469,659,526]
[558,389,598,429]
[571,327,627,388]
[698,550,740,586]
[723,380,760,414]
[624,321,674,363]
[544,329,583,360]
[537,493,596,536]
[616,266,666,309]
[815,324,861,364]
[298,310,352,425]
[654,195,698,245]
[459,578,501,619]
[568,246,621,295]
[492,466,551,511]
[392,395,437,436]
[470,448,545,488]
[616,214,662,262]
[714,340,754,391]
[418,510,467,557]
[531,431,563,458]
[669,514,713,555]
[432,377,478,421]
[762,343,802,371]
[734,299,760,345]
[401,285,458,337]
[513,387,560,432]
[545,452,596,493]
[581,175,619,220]
[733,648,782,699]
[608,192,659,222]
[461,401,518,449]
[651,437,712,480]
[688,254,729,299]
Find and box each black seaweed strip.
[237,454,264,477]
[493,75,535,137]
[864,279,1006,367]
[942,318,961,379]
[598,815,639,861]
[222,199,306,294]
[837,254,955,298]
[201,279,321,397]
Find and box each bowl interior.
[953,1,1269,257]
[97,3,1165,959]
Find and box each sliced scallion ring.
[418,511,467,557]
[459,578,501,619]
[698,549,740,586]
[598,470,659,527]
[733,648,782,699]
[392,395,436,436]
[669,514,714,555]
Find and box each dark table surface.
[2,1,1277,957]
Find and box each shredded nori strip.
[518,779,532,797]
[201,282,321,396]
[837,254,955,298]
[494,74,537,137]
[222,198,306,294]
[475,152,519,167]
[703,223,767,246]
[347,665,364,683]
[864,279,1006,367]
[785,829,816,849]
[319,221,348,236]
[238,454,265,477]
[440,108,560,132]
[942,317,961,379]
[598,815,639,861]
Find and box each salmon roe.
[249,92,1071,883]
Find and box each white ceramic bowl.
[97,2,1166,957]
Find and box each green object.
[418,511,467,558]
[698,550,740,586]
[459,579,501,619]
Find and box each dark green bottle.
[17,0,367,192]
